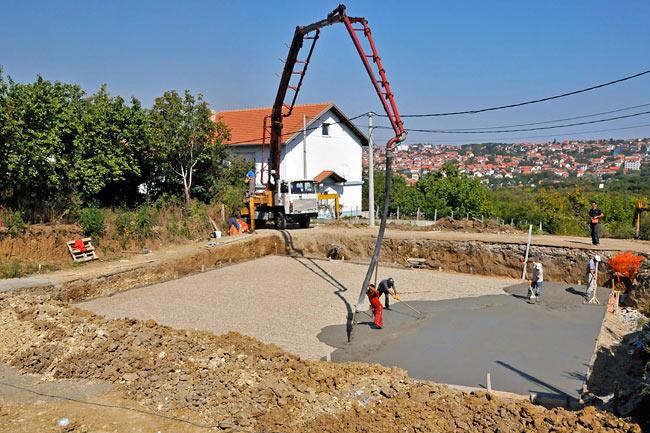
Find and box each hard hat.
[387,277,394,286]
[594,255,601,262]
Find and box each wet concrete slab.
[319,282,606,399]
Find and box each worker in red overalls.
[366,283,383,329]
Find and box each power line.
[372,109,650,134]
[382,122,650,143]
[433,102,650,131]
[376,68,650,117]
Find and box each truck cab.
[274,179,318,229]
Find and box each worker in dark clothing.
[588,201,605,246]
[378,277,397,309]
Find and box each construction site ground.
[0,224,647,432]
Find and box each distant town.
[364,137,650,187]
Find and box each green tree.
[0,72,85,218]
[417,163,491,218]
[68,85,153,204]
[369,170,409,215]
[150,90,229,207]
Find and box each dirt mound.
[429,216,523,234]
[0,224,83,267]
[626,259,650,310]
[0,290,640,432]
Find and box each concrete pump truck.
[241,4,406,231]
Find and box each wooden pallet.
[67,237,99,262]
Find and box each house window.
[322,123,330,136]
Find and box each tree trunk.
[184,185,191,208]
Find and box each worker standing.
[366,283,383,329]
[245,168,256,197]
[523,259,543,303]
[588,201,605,246]
[378,277,398,309]
[585,255,601,300]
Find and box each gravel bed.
[81,256,519,360]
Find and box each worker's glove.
[394,295,400,301]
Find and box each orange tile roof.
[215,103,333,146]
[314,170,347,183]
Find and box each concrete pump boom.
[268,4,407,342]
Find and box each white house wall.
[284,112,364,213]
[230,109,365,214]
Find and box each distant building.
[624,156,641,171]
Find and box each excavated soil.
[0,289,641,433]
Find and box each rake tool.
[392,294,423,317]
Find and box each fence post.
[510,218,513,225]
[466,213,469,221]
[451,210,454,219]
[397,206,400,220]
[539,221,542,231]
[481,215,484,224]
[434,209,437,222]
[417,207,420,222]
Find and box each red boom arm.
[267,4,406,189]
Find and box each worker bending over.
[366,283,383,329]
[378,277,398,309]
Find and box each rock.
[122,372,139,383]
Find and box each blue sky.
[2,1,649,146]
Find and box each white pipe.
[522,225,533,280]
[368,113,375,227]
[303,115,308,179]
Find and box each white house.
[214,103,368,217]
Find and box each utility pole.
[303,115,308,179]
[368,112,375,227]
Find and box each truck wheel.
[298,216,310,228]
[274,211,287,230]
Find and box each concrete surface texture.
[321,282,606,399]
[79,256,517,360]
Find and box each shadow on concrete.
[566,239,595,246]
[565,286,585,298]
[496,360,572,397]
[279,230,304,256]
[292,257,355,340]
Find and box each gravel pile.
[619,308,647,329]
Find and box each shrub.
[640,217,650,241]
[1,259,24,279]
[603,221,636,239]
[134,204,159,240]
[0,259,39,279]
[79,207,105,238]
[114,211,133,248]
[2,210,27,237]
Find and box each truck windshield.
[291,181,315,194]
